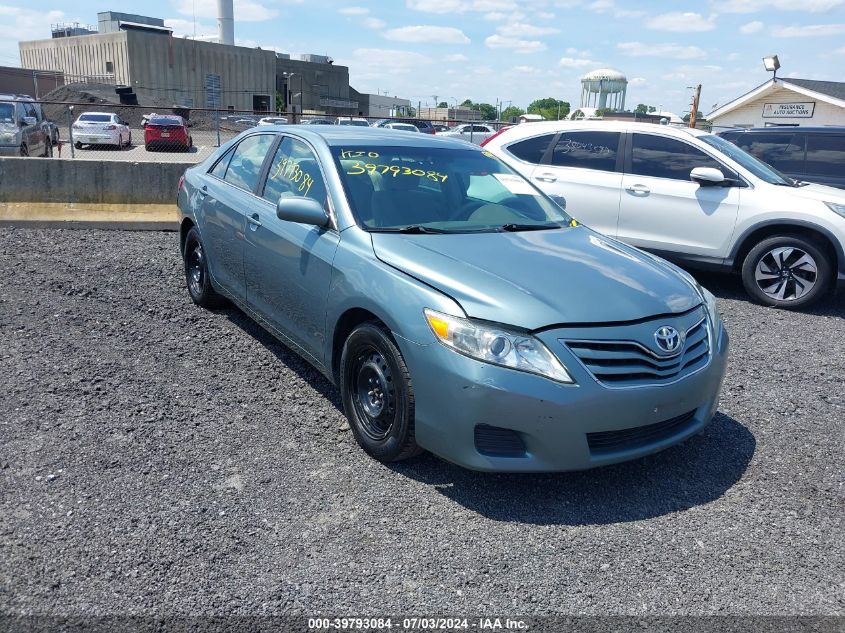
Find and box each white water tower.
[217,0,234,46]
[580,68,627,111]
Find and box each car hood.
[371,226,700,329]
[780,182,845,203]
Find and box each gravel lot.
[0,228,843,619]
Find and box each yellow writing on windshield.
[346,161,448,183]
[270,157,314,197]
[340,149,380,159]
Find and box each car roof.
[719,126,845,134]
[258,125,476,149]
[492,120,711,141]
[80,111,115,116]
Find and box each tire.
[74,141,82,150]
[19,144,28,157]
[741,234,832,309]
[339,323,422,462]
[43,140,52,158]
[117,135,123,149]
[183,226,227,309]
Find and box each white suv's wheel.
[741,234,832,308]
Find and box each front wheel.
[19,144,28,157]
[74,141,82,150]
[340,323,422,462]
[741,234,832,308]
[183,226,227,308]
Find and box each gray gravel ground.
[0,228,843,619]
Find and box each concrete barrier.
[0,157,190,229]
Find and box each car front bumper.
[401,319,729,472]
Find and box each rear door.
[804,134,845,189]
[202,133,276,300]
[617,132,741,259]
[522,129,624,237]
[245,135,340,365]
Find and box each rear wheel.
[19,144,28,157]
[340,323,422,462]
[117,134,123,149]
[74,141,82,150]
[741,234,832,308]
[183,226,227,308]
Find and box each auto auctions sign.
[762,102,816,118]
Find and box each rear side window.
[630,134,724,181]
[506,134,555,164]
[804,135,845,179]
[551,131,619,172]
[222,134,275,192]
[731,133,805,174]
[209,147,235,179]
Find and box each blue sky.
[2,0,844,115]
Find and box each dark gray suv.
[0,94,51,157]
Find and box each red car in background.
[144,115,192,152]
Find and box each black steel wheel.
[340,323,421,462]
[19,144,28,157]
[741,234,832,309]
[183,226,227,308]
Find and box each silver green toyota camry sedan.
[177,126,729,472]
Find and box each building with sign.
[707,77,845,129]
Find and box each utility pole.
[689,84,701,129]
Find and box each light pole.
[763,54,780,81]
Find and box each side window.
[735,133,805,173]
[506,133,555,165]
[222,134,275,192]
[551,131,619,172]
[209,147,235,179]
[23,103,38,121]
[804,135,845,179]
[630,134,724,181]
[263,137,329,206]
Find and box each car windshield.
[333,146,571,233]
[0,103,14,123]
[700,134,794,186]
[79,114,112,122]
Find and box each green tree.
[634,103,658,114]
[501,105,525,122]
[683,111,704,122]
[460,99,474,108]
[527,98,570,120]
[437,101,448,108]
[595,107,614,117]
[477,103,497,120]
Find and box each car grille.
[474,424,526,458]
[586,410,697,455]
[564,316,710,387]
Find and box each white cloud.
[485,33,547,53]
[338,6,369,14]
[558,57,596,68]
[405,0,518,13]
[383,25,470,44]
[617,41,707,59]
[164,18,216,37]
[587,0,644,18]
[362,17,386,29]
[483,12,508,20]
[512,65,541,74]
[646,12,717,32]
[0,5,66,62]
[176,0,279,21]
[835,46,845,54]
[443,53,469,62]
[628,76,648,86]
[771,23,845,37]
[739,20,764,34]
[710,0,843,12]
[343,47,433,77]
[498,22,560,36]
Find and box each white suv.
[483,121,845,308]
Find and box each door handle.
[248,213,262,230]
[535,173,557,183]
[625,184,650,195]
[198,185,208,197]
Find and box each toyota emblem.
[654,326,682,354]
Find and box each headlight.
[701,287,719,325]
[825,201,845,219]
[424,309,575,384]
[0,132,13,143]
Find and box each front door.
[527,130,623,237]
[617,132,741,260]
[245,136,340,365]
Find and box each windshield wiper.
[370,225,451,234]
[499,223,563,232]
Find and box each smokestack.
[217,0,234,46]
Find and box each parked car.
[371,118,436,134]
[432,124,450,133]
[437,122,497,145]
[483,121,845,308]
[176,127,728,471]
[383,122,419,132]
[0,93,51,157]
[72,112,131,149]
[258,117,288,126]
[718,127,845,190]
[144,115,192,152]
[336,117,370,127]
[300,118,335,125]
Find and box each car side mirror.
[277,196,329,226]
[21,116,37,127]
[690,167,725,186]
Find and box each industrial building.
[0,66,64,99]
[18,7,407,117]
[417,106,482,123]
